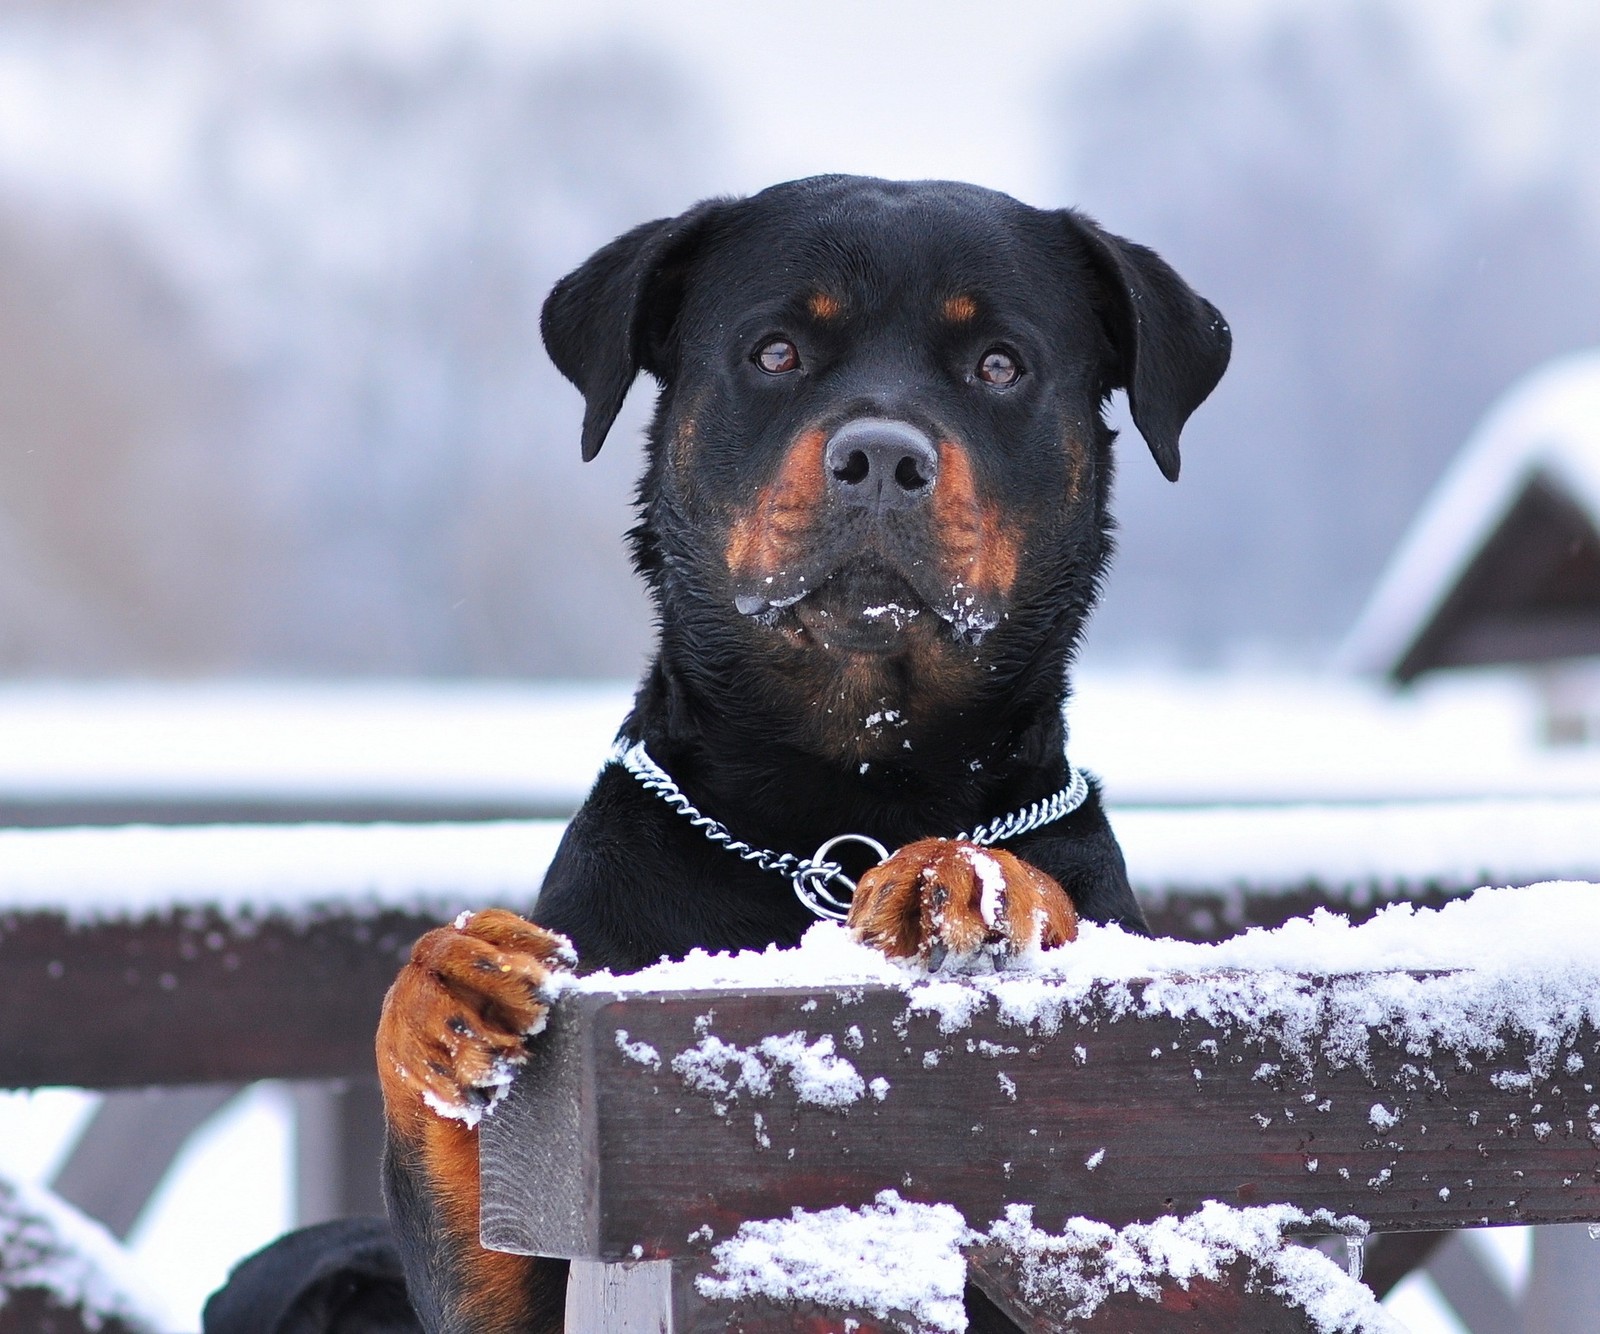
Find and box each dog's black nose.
[824,418,939,512]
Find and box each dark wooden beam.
[0,1286,148,1334]
[0,908,451,1088]
[480,981,1600,1262]
[0,884,1484,1090]
[968,1250,1321,1332]
[1140,880,1476,942]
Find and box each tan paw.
[376,909,576,1132]
[847,838,1077,970]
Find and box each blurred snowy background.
[4,0,1600,1330]
[3,0,1598,678]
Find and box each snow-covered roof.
[1339,348,1600,676]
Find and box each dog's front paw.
[847,838,1077,970]
[376,909,576,1129]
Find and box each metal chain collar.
[609,739,1090,922]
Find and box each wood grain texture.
[479,980,1600,1264]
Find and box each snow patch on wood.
[583,881,1600,1086]
[699,1192,1392,1333]
[0,1176,165,1332]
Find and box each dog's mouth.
[734,557,997,652]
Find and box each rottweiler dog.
[367,175,1227,1334]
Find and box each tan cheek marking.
[725,429,829,577]
[934,441,1020,598]
[672,416,697,473]
[1065,434,1089,506]
[808,292,843,320]
[942,294,978,323]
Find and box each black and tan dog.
[212,175,1228,1334]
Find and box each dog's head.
[543,177,1228,758]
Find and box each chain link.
[610,739,1090,922]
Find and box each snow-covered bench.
[477,883,1600,1332]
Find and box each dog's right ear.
[541,201,728,461]
[1061,211,1230,483]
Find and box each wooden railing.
[5,875,1600,1330]
[478,976,1600,1331]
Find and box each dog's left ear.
[542,200,728,462]
[1063,212,1231,482]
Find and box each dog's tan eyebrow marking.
[942,294,978,323]
[807,292,843,320]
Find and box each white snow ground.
[1,669,1597,812]
[0,682,630,807]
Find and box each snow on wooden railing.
[477,884,1600,1332]
[4,807,1599,1088]
[0,1175,163,1334]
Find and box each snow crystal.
[419,1051,520,1130]
[701,1194,1390,1334]
[614,1030,661,1071]
[581,882,1600,1087]
[671,1032,865,1109]
[1368,1104,1399,1131]
[698,1191,971,1332]
[961,846,1008,930]
[986,1202,1391,1333]
[0,1175,164,1332]
[422,1089,484,1129]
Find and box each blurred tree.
[1056,0,1600,665]
[0,3,719,676]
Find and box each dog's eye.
[755,339,800,375]
[977,349,1021,387]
